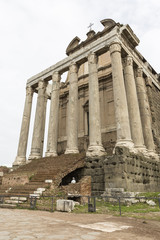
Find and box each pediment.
[100,19,116,29]
[66,36,80,56]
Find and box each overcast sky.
[0,0,160,167]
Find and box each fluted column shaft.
[13,86,34,166]
[135,68,155,152]
[86,52,106,157]
[123,56,145,149]
[109,42,133,148]
[29,80,47,159]
[65,63,79,154]
[46,72,61,157]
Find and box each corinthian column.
[135,67,155,152]
[13,86,34,167]
[46,72,61,157]
[29,80,47,160]
[65,63,79,154]
[86,52,106,157]
[109,42,134,149]
[40,92,48,157]
[123,56,145,150]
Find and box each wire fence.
[0,194,160,216]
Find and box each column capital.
[109,42,121,54]
[52,71,61,82]
[69,62,78,73]
[146,76,152,88]
[88,52,97,64]
[26,86,34,96]
[38,79,47,89]
[123,55,133,67]
[136,67,143,78]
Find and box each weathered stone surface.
[56,199,75,212]
[46,72,60,157]
[65,64,79,154]
[14,19,160,194]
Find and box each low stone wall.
[84,147,160,194]
[62,176,91,197]
[2,173,29,186]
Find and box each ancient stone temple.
[13,19,160,193]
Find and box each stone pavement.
[0,209,159,240]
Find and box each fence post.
[17,196,19,206]
[158,198,160,209]
[118,197,121,216]
[51,196,54,212]
[93,197,96,212]
[88,196,90,212]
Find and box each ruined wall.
[104,147,160,192]
[146,81,160,153]
[2,173,29,186]
[84,147,160,195]
[84,156,105,196]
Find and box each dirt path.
[0,209,159,240]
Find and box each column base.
[45,151,58,157]
[145,150,160,161]
[12,156,26,167]
[114,139,136,154]
[134,145,147,154]
[65,148,79,154]
[115,139,134,149]
[28,154,41,161]
[86,145,106,157]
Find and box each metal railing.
[0,194,160,216]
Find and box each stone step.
[10,197,27,201]
[29,193,40,198]
[0,203,17,209]
[5,200,23,204]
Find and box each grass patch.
[73,198,160,220]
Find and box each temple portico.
[13,19,160,167]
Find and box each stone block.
[10,197,27,201]
[37,188,45,192]
[146,200,156,206]
[29,194,40,198]
[56,199,75,212]
[0,172,4,177]
[92,175,104,183]
[45,179,53,183]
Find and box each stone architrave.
[65,63,79,154]
[45,72,61,157]
[13,86,34,166]
[109,42,134,149]
[123,56,145,150]
[86,52,106,157]
[135,67,155,152]
[29,80,47,160]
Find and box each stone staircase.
[0,153,85,207]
